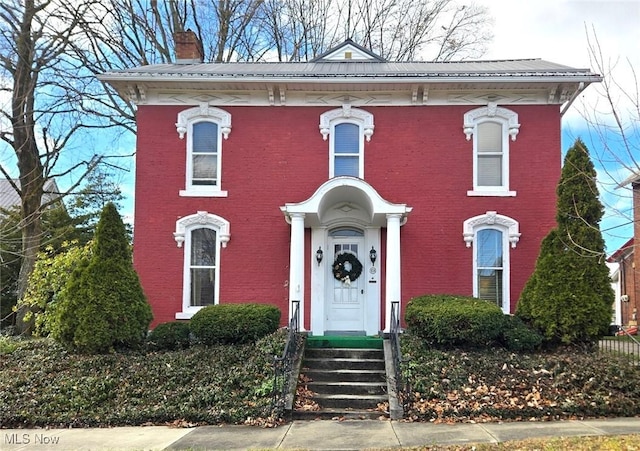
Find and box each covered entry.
[281,177,411,335]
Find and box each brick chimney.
[174,30,203,64]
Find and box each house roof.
[607,237,635,262]
[0,179,61,211]
[98,40,601,108]
[617,171,640,188]
[100,58,599,83]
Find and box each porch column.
[288,213,306,330]
[385,213,402,332]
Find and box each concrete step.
[304,368,387,383]
[307,381,387,396]
[303,357,385,371]
[292,408,386,420]
[305,347,384,359]
[312,393,388,410]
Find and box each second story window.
[191,122,219,186]
[320,105,374,179]
[463,103,519,197]
[176,105,232,197]
[333,122,361,177]
[476,121,504,187]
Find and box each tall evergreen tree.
[49,202,152,352]
[517,138,613,345]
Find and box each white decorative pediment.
[463,211,520,248]
[174,211,230,248]
[463,102,520,141]
[175,105,232,140]
[319,105,375,141]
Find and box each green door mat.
[306,335,383,349]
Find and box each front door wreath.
[332,252,363,285]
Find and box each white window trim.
[173,211,230,319]
[176,105,232,197]
[320,105,374,179]
[463,211,520,314]
[463,103,519,197]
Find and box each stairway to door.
[293,336,389,420]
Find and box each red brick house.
[608,173,640,328]
[100,35,601,334]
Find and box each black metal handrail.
[599,326,640,365]
[390,300,410,415]
[272,300,301,417]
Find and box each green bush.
[48,203,152,353]
[516,140,613,346]
[500,315,543,351]
[190,303,281,345]
[404,294,506,348]
[147,321,191,350]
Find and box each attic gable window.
[320,105,374,179]
[176,105,232,197]
[463,103,519,197]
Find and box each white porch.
[281,177,411,335]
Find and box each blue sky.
[474,0,639,253]
[2,1,637,254]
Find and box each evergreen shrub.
[500,315,543,351]
[147,321,191,350]
[48,203,152,353]
[190,303,281,345]
[404,295,506,348]
[516,139,613,345]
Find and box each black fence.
[390,301,410,415]
[599,327,640,365]
[272,300,302,417]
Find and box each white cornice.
[139,87,560,107]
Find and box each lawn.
[0,331,285,428]
[401,333,640,423]
[2,331,640,429]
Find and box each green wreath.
[332,252,363,283]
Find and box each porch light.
[316,247,324,265]
[369,246,377,265]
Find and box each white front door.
[326,232,366,333]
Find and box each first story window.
[189,228,217,306]
[174,211,231,319]
[476,228,504,308]
[463,211,520,314]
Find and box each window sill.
[180,189,228,198]
[467,190,516,197]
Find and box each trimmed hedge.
[147,321,191,350]
[190,303,281,345]
[500,315,543,351]
[405,295,506,348]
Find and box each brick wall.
[135,104,561,327]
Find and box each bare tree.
[574,27,639,249]
[0,0,113,332]
[257,0,493,61]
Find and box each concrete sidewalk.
[2,417,639,451]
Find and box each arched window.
[174,211,230,318]
[320,105,374,179]
[176,105,232,197]
[463,211,520,313]
[463,103,519,197]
